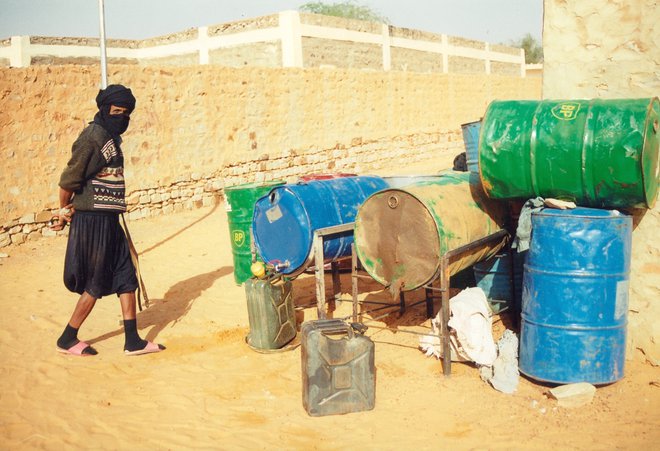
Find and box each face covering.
[101,106,130,136]
[93,84,136,138]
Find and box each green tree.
[510,33,543,64]
[299,1,389,23]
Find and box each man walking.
[52,84,165,357]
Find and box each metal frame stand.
[313,223,355,319]
[312,223,508,378]
[424,229,509,377]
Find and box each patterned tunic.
[59,123,127,213]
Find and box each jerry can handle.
[315,319,353,338]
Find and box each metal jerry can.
[244,278,296,350]
[301,319,375,416]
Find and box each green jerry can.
[245,278,296,350]
[301,319,375,416]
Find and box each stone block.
[42,227,57,237]
[202,195,215,207]
[19,213,35,224]
[10,233,26,245]
[0,232,10,247]
[128,210,144,221]
[35,210,53,223]
[548,383,597,408]
[27,231,41,241]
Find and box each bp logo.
[551,102,581,120]
[232,230,246,247]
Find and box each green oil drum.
[245,278,296,350]
[225,180,285,285]
[478,98,659,209]
[354,171,507,292]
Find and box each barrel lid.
[533,207,628,218]
[355,189,441,291]
[642,97,659,208]
[252,186,312,275]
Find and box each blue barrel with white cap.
[252,176,388,276]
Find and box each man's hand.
[49,204,75,231]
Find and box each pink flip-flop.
[57,341,97,356]
[124,341,165,356]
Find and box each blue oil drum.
[473,252,524,314]
[252,176,388,276]
[461,119,482,173]
[519,207,632,385]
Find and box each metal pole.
[98,0,108,88]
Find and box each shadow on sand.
[88,266,233,345]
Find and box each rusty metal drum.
[354,171,507,292]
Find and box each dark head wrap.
[93,84,136,138]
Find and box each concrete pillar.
[441,34,449,74]
[279,11,303,67]
[381,24,391,71]
[484,43,491,74]
[10,36,31,67]
[198,26,209,65]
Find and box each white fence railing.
[0,11,527,76]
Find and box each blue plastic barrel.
[473,252,524,314]
[519,207,632,385]
[461,119,481,174]
[252,176,388,276]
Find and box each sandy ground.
[1,164,659,450]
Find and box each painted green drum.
[354,171,507,292]
[478,97,659,209]
[224,180,285,285]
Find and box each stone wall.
[543,0,659,97]
[543,0,660,364]
[301,37,382,69]
[0,64,541,247]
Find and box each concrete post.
[441,34,449,74]
[485,43,491,75]
[10,36,31,67]
[279,11,303,68]
[198,26,209,65]
[381,24,391,71]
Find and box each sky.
[0,0,543,45]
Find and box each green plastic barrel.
[478,98,659,209]
[224,180,285,285]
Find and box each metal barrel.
[252,176,388,276]
[519,207,632,385]
[478,97,659,209]
[224,180,285,285]
[473,251,524,314]
[461,119,482,174]
[354,171,507,292]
